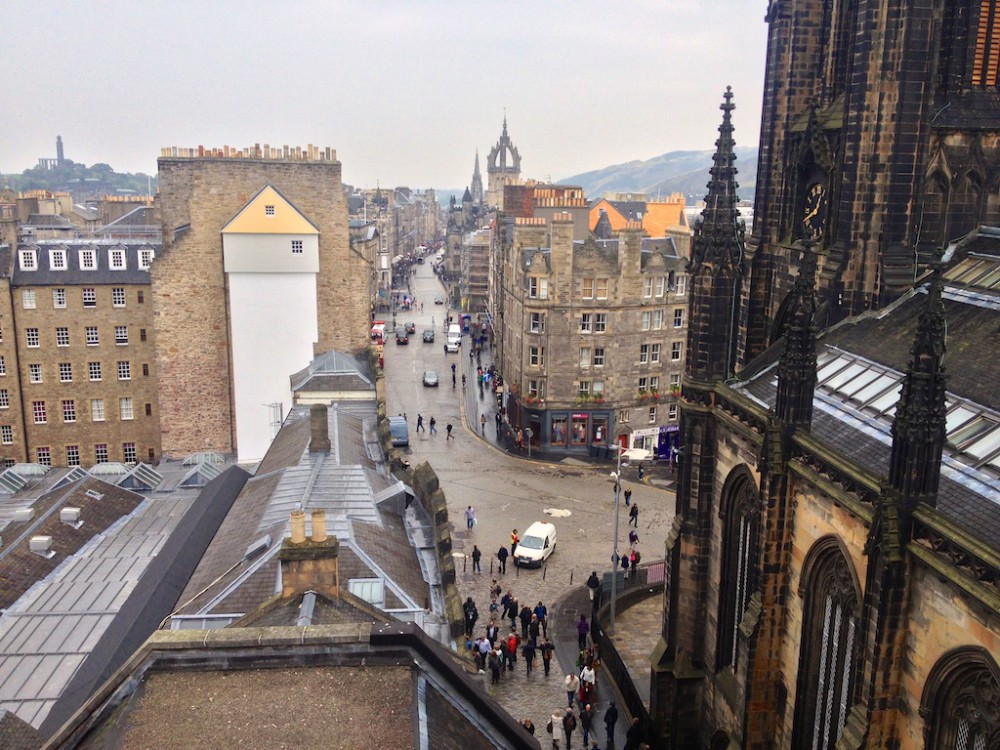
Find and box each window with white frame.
[50,248,67,270]
[0,356,7,375]
[670,373,681,388]
[95,443,108,462]
[648,406,657,424]
[651,343,661,363]
[28,364,42,383]
[37,447,50,466]
[595,313,607,333]
[59,363,72,382]
[640,344,650,364]
[66,445,80,466]
[530,312,545,333]
[582,278,595,299]
[22,290,36,309]
[118,361,131,380]
[82,288,96,307]
[578,380,592,396]
[529,346,544,367]
[596,278,609,299]
[88,362,102,381]
[62,399,76,423]
[593,380,604,396]
[643,278,653,298]
[120,398,133,420]
[0,390,8,408]
[650,376,660,390]
[19,249,37,271]
[579,347,591,368]
[86,326,99,345]
[123,442,137,463]
[669,404,678,420]
[112,287,126,307]
[671,341,683,361]
[115,326,128,345]
[639,376,649,391]
[32,401,46,424]
[528,379,544,397]
[80,249,97,270]
[619,410,630,423]
[53,288,66,308]
[652,310,664,329]
[25,328,39,347]
[676,274,688,295]
[594,347,605,367]
[528,277,548,299]
[580,313,592,333]
[91,399,105,421]
[674,308,684,327]
[139,248,154,269]
[641,312,651,331]
[291,240,303,254]
[0,425,12,444]
[656,276,666,297]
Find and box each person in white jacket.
[547,708,566,749]
[564,673,580,709]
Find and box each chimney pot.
[311,509,328,542]
[290,509,306,543]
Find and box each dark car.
[395,327,409,344]
[422,329,435,343]
[405,322,416,334]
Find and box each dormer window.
[79,249,97,270]
[139,248,154,269]
[291,240,303,254]
[529,277,548,299]
[110,249,126,270]
[50,248,67,270]
[19,249,37,271]
[265,205,275,217]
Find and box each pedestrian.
[495,411,502,432]
[548,708,566,749]
[465,505,476,529]
[535,600,548,636]
[580,662,597,701]
[486,619,499,647]
[476,637,490,671]
[471,545,482,573]
[507,594,519,630]
[510,528,519,558]
[623,717,643,750]
[480,413,487,434]
[519,604,532,639]
[429,416,437,435]
[522,719,535,736]
[444,343,448,354]
[416,414,425,433]
[446,423,454,440]
[565,673,581,709]
[630,548,640,572]
[505,629,520,671]
[586,571,601,604]
[563,708,578,749]
[522,639,536,675]
[488,647,502,685]
[463,597,479,638]
[539,636,555,676]
[577,614,590,651]
[637,463,645,479]
[604,702,619,746]
[516,429,524,450]
[621,552,630,579]
[629,503,639,528]
[528,613,541,645]
[491,580,502,599]
[580,704,594,748]
[629,529,639,546]
[497,545,508,574]
[623,487,632,506]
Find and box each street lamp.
[609,443,623,633]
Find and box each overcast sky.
[2,1,768,190]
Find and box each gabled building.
[589,193,687,238]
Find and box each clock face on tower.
[802,182,828,240]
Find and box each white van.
[447,324,462,347]
[514,521,557,567]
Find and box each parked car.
[422,370,439,387]
[422,329,435,343]
[514,521,557,567]
[395,327,409,344]
[405,322,416,334]
[387,415,409,447]
[444,340,460,353]
[434,295,445,305]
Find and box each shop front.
[630,424,680,460]
[508,398,614,457]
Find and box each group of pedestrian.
[414,412,453,440]
[547,701,639,749]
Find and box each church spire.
[888,267,948,515]
[471,149,484,205]
[774,243,818,426]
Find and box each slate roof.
[11,241,157,286]
[0,709,44,750]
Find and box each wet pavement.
[383,264,675,747]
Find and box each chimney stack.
[280,509,339,600]
[309,404,331,454]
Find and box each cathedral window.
[792,539,860,750]
[716,469,759,670]
[922,647,1000,749]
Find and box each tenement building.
[0,241,160,467]
[155,144,367,463]
[652,85,1000,750]
[494,212,689,458]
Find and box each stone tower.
[470,149,483,206]
[486,116,521,210]
[742,0,1000,367]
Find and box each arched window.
[819,0,859,99]
[920,173,949,250]
[792,538,861,750]
[922,647,1000,749]
[716,467,760,670]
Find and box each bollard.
[569,569,574,586]
[542,564,546,581]
[463,556,467,573]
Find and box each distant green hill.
[2,160,156,196]
[561,146,758,203]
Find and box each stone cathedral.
[651,2,1000,749]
